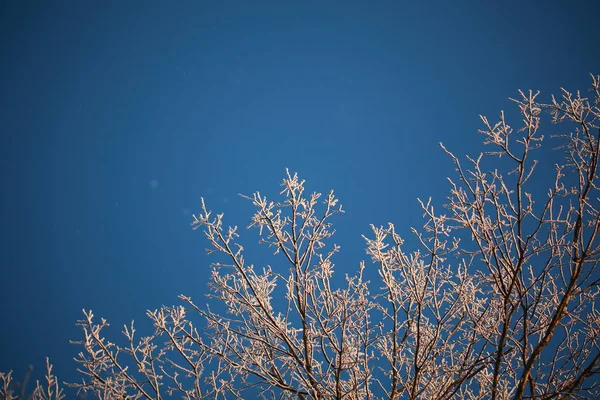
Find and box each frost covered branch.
[3,75,599,400]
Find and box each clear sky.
[1,0,599,393]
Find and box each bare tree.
[2,75,599,399]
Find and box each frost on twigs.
[184,92,599,398]
[5,75,599,399]
[0,358,65,400]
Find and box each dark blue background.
[1,0,599,393]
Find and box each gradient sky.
[1,0,599,394]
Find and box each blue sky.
[1,0,599,392]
